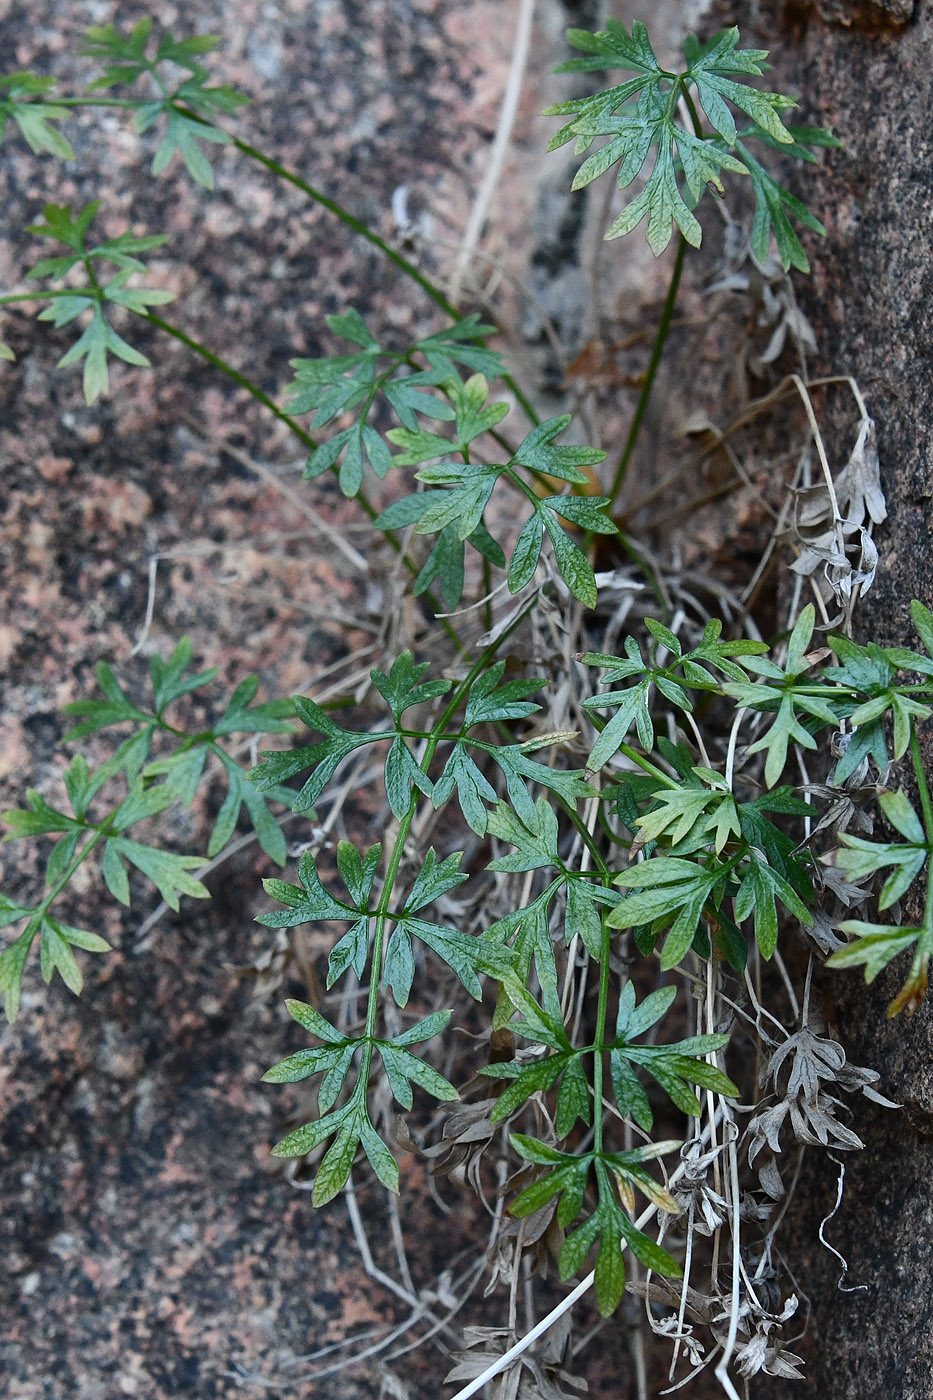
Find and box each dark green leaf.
[512,415,606,483]
[397,916,516,1000]
[371,652,451,721]
[402,848,468,914]
[542,512,598,608]
[507,512,544,593]
[326,916,370,987]
[257,849,354,927]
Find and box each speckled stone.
[0,2,783,1396]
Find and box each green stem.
[909,727,933,981]
[0,289,88,305]
[360,612,528,1070]
[592,912,612,1153]
[608,233,687,507]
[910,725,933,843]
[482,555,493,634]
[38,826,108,918]
[215,128,539,427]
[680,87,705,139]
[51,97,142,108]
[140,312,461,645]
[229,133,455,316]
[585,713,680,788]
[558,799,622,1154]
[142,311,316,445]
[606,76,704,512]
[561,804,612,880]
[16,90,542,424]
[618,535,671,617]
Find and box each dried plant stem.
[447,0,535,308]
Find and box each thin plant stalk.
[608,234,687,507]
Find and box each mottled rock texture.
[0,3,582,1397]
[716,1,933,1396]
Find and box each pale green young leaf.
[212,676,295,737]
[269,1100,351,1160]
[55,306,149,404]
[101,271,176,314]
[61,661,153,739]
[551,19,663,80]
[207,753,291,866]
[911,599,933,660]
[542,493,618,536]
[359,1119,400,1195]
[0,72,75,159]
[101,839,131,905]
[549,24,827,265]
[81,19,248,180]
[283,996,345,1042]
[475,742,594,830]
[634,787,713,848]
[605,118,701,252]
[880,789,926,845]
[509,1141,680,1314]
[462,661,542,728]
[584,679,652,771]
[311,1109,363,1205]
[2,791,82,841]
[383,924,416,1005]
[251,697,392,812]
[0,930,33,1023]
[828,922,922,982]
[832,827,927,911]
[384,736,434,819]
[686,29,794,146]
[26,200,99,250]
[413,314,504,380]
[444,372,510,448]
[0,892,32,931]
[610,857,720,968]
[38,918,84,994]
[106,837,209,910]
[483,1055,569,1123]
[565,878,605,960]
[393,1009,452,1046]
[413,462,500,541]
[143,746,209,807]
[262,1039,359,1085]
[146,637,218,713]
[412,523,466,609]
[334,840,382,909]
[326,917,370,987]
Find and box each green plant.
[0,12,911,1395]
